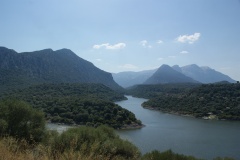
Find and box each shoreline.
[119,123,145,130]
[143,105,240,121]
[142,106,220,120]
[47,122,145,132]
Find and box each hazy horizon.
[1,0,240,80]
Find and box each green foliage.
[48,125,140,159]
[2,83,125,102]
[0,99,46,143]
[141,150,201,160]
[127,83,200,99]
[0,121,236,160]
[0,47,123,92]
[142,83,240,120]
[1,83,140,128]
[213,157,235,160]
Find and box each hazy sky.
[1,0,240,80]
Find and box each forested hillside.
[1,83,141,128]
[0,99,234,160]
[0,47,122,92]
[127,83,200,98]
[142,83,240,120]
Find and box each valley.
[0,46,239,160]
[1,1,240,159]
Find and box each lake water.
[115,96,240,160]
[47,123,72,133]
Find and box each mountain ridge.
[112,69,157,88]
[0,47,122,92]
[144,64,199,84]
[113,64,236,87]
[175,64,236,83]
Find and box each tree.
[0,99,46,143]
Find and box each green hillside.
[1,83,141,128]
[0,47,122,93]
[143,83,240,120]
[127,83,200,98]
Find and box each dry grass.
[0,137,45,160]
[0,137,136,160]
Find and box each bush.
[0,99,46,143]
[142,150,200,160]
[213,158,235,160]
[49,125,140,160]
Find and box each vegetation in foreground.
[0,99,236,160]
[0,83,142,129]
[0,99,140,159]
[0,99,46,143]
[141,150,234,160]
[142,150,201,160]
[0,127,140,160]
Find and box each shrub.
[0,99,46,143]
[142,150,200,160]
[49,125,140,160]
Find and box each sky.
[1,0,240,80]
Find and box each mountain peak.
[172,65,181,73]
[156,64,172,72]
[189,64,199,67]
[144,64,198,84]
[0,46,122,91]
[114,64,236,87]
[56,48,74,53]
[180,64,235,83]
[159,64,171,69]
[0,46,17,54]
[25,48,54,53]
[172,65,180,68]
[39,48,53,52]
[201,66,211,70]
[184,64,200,69]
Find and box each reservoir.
[115,96,240,160]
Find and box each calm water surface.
[115,96,240,160]
[47,123,72,133]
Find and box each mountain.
[113,64,236,87]
[172,64,236,83]
[112,69,157,88]
[144,64,198,84]
[171,65,182,72]
[0,47,122,92]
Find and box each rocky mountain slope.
[0,47,122,92]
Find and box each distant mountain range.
[144,64,198,84]
[172,64,236,84]
[1,46,236,91]
[0,47,122,92]
[112,69,157,88]
[113,64,236,87]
